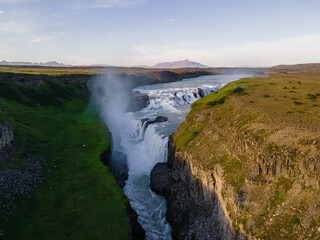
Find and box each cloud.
[0,21,15,26]
[53,14,66,19]
[29,33,63,44]
[0,21,18,32]
[163,18,174,23]
[0,10,4,14]
[70,0,147,9]
[106,31,117,35]
[0,19,37,34]
[131,34,320,67]
[31,38,44,43]
[0,0,24,3]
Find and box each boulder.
[198,88,204,98]
[0,120,14,149]
[126,201,146,240]
[150,162,169,196]
[143,116,168,130]
[0,120,14,162]
[154,116,168,122]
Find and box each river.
[92,74,249,239]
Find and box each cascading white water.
[135,85,219,112]
[91,74,250,240]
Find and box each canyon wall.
[164,72,320,240]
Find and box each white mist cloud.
[0,10,4,14]
[53,14,66,19]
[0,21,18,33]
[163,18,174,23]
[31,38,44,43]
[29,33,60,44]
[0,21,15,26]
[131,34,320,67]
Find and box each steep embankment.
[0,66,212,87]
[0,68,211,239]
[0,75,131,239]
[168,72,320,239]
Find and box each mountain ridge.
[153,59,209,69]
[0,60,65,67]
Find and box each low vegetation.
[173,71,320,239]
[0,65,212,76]
[0,78,130,239]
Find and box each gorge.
[1,66,320,240]
[90,73,250,239]
[165,72,320,239]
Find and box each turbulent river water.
[93,74,249,239]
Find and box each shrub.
[233,87,245,94]
[206,97,225,107]
[307,94,317,100]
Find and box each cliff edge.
[167,72,320,239]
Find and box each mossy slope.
[0,79,130,239]
[173,72,320,239]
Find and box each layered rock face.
[0,120,13,147]
[166,138,242,240]
[0,120,14,161]
[165,73,320,240]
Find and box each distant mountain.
[153,60,209,69]
[0,60,65,67]
[41,61,65,67]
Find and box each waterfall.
[90,73,249,240]
[134,85,220,112]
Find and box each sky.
[0,0,320,67]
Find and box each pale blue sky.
[0,0,320,66]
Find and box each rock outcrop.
[143,116,168,128]
[133,92,149,110]
[150,162,169,196]
[165,72,320,239]
[0,120,14,148]
[100,147,129,188]
[100,148,146,239]
[0,72,91,87]
[0,120,14,162]
[164,138,245,240]
[127,202,146,240]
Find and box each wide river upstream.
[94,74,249,239]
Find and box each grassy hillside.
[0,79,130,239]
[1,62,319,77]
[0,65,211,76]
[173,72,320,239]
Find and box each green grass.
[219,155,245,194]
[172,71,320,238]
[175,124,204,149]
[0,80,130,239]
[0,65,102,75]
[0,65,212,76]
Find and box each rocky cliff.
[165,72,320,240]
[0,120,14,161]
[0,69,211,88]
[0,120,13,148]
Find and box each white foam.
[91,73,250,240]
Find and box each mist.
[88,73,165,175]
[89,73,134,152]
[88,72,172,239]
